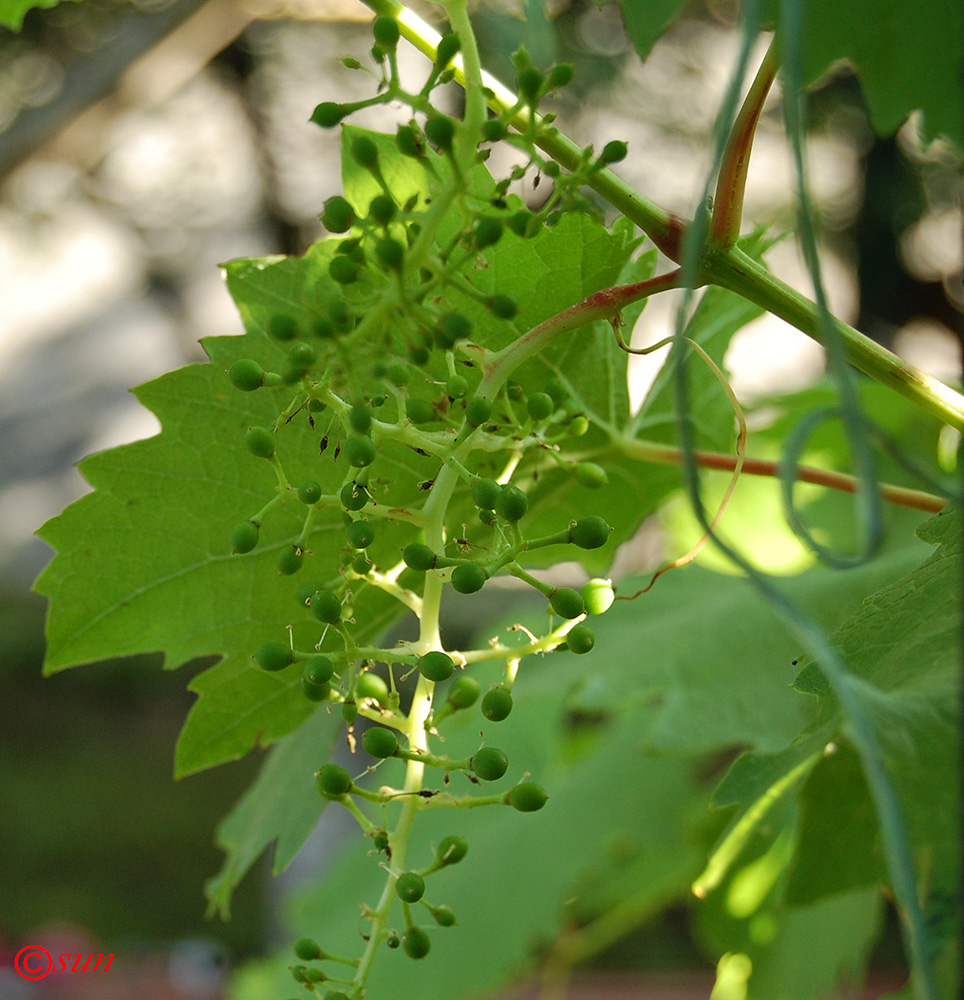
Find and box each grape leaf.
[0,0,78,30]
[613,0,691,62]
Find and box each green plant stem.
[359,0,964,431]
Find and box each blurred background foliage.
[0,0,959,991]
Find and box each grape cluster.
[219,15,627,997]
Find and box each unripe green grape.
[312,316,335,339]
[447,675,480,709]
[375,237,404,270]
[508,209,538,238]
[418,650,454,682]
[321,196,354,233]
[437,834,468,865]
[328,299,353,332]
[230,521,259,554]
[424,114,455,151]
[437,312,471,348]
[287,341,316,372]
[487,293,517,319]
[544,160,561,178]
[368,193,396,226]
[550,587,585,620]
[405,398,435,424]
[298,480,322,505]
[316,764,352,799]
[474,217,503,249]
[351,553,372,574]
[255,642,292,671]
[348,405,371,434]
[372,14,399,48]
[267,313,298,342]
[471,746,508,781]
[385,933,400,950]
[386,363,409,386]
[346,519,374,549]
[471,477,501,510]
[574,462,608,488]
[345,435,376,468]
[395,872,425,903]
[342,701,358,724]
[569,415,590,436]
[351,135,379,170]
[569,515,612,550]
[403,543,436,572]
[452,563,487,594]
[341,482,369,511]
[402,926,430,960]
[396,124,423,158]
[478,509,497,527]
[228,358,267,392]
[566,624,595,654]
[311,101,346,128]
[277,546,303,575]
[356,672,390,703]
[506,380,524,401]
[598,140,628,165]
[526,392,554,420]
[496,484,528,522]
[445,374,469,399]
[245,426,275,458]
[465,396,492,427]
[435,32,460,67]
[362,726,399,758]
[517,65,543,103]
[303,655,334,686]
[432,906,456,927]
[408,343,430,367]
[481,119,507,142]
[481,685,513,721]
[507,781,548,812]
[329,255,361,285]
[311,589,342,624]
[547,62,575,89]
[293,938,322,961]
[373,829,390,852]
[303,678,331,702]
[582,578,615,615]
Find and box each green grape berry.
[277,546,304,575]
[451,563,487,594]
[445,374,469,399]
[329,255,360,284]
[266,313,298,341]
[547,62,575,89]
[293,938,322,961]
[373,829,390,852]
[574,462,608,488]
[436,834,468,865]
[569,415,590,436]
[342,701,358,724]
[507,781,548,812]
[386,362,409,386]
[385,932,400,949]
[424,114,455,151]
[473,217,503,249]
[471,477,501,511]
[311,101,346,128]
[403,543,436,571]
[496,484,528,522]
[550,587,585,620]
[298,480,322,505]
[432,906,456,927]
[435,32,460,67]
[481,119,507,142]
[303,676,331,701]
[341,482,369,511]
[465,396,492,427]
[517,65,543,103]
[362,726,399,759]
[351,135,379,170]
[303,655,334,686]
[228,358,270,392]
[566,624,595,654]
[321,196,355,233]
[230,521,259,554]
[396,124,423,159]
[346,520,374,549]
[526,392,554,420]
[418,651,454,682]
[375,237,404,270]
[582,578,615,615]
[481,685,513,722]
[487,293,517,319]
[569,516,612,550]
[368,193,396,226]
[348,405,372,434]
[395,872,425,903]
[372,14,399,49]
[405,398,435,424]
[316,764,352,799]
[471,746,508,781]
[345,435,376,468]
[255,642,292,672]
[598,140,628,165]
[447,675,480,709]
[245,426,275,459]
[311,589,342,624]
[402,926,430,960]
[508,209,537,238]
[356,672,390,703]
[545,378,569,406]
